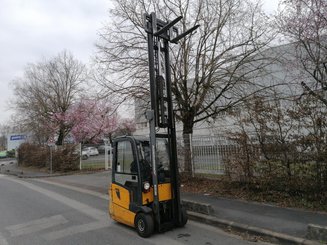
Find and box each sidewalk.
[182,193,327,244]
[1,162,326,244]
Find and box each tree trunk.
[56,127,65,146]
[182,118,194,176]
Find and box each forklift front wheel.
[135,213,154,238]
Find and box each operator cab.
[112,136,170,201]
[109,136,184,237]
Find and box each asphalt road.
[0,174,272,245]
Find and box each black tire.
[179,206,188,227]
[135,213,154,238]
[82,154,88,160]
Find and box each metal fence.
[43,144,111,171]
[81,135,232,174]
[80,135,234,174]
[79,144,111,170]
[80,135,233,174]
[17,136,232,174]
[177,134,236,175]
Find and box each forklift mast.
[143,13,199,229]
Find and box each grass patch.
[81,162,105,170]
[180,174,327,212]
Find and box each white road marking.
[0,232,9,245]
[34,178,109,200]
[0,174,4,178]
[4,176,112,240]
[6,215,68,237]
[6,177,108,221]
[43,221,109,241]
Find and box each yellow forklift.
[108,13,199,237]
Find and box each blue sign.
[10,135,26,141]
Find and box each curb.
[0,169,65,178]
[0,168,108,179]
[307,224,327,243]
[187,211,321,245]
[182,199,215,215]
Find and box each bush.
[17,143,47,167]
[50,145,79,172]
[17,143,79,172]
[6,149,16,158]
[224,142,327,209]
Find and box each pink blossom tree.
[12,51,87,145]
[49,99,135,144]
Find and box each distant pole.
[104,144,109,170]
[47,142,55,174]
[49,146,53,174]
[79,143,82,170]
[109,143,112,169]
[103,135,109,170]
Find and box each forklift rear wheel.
[135,213,154,238]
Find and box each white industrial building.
[134,42,310,138]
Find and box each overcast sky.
[0,0,111,125]
[0,0,279,126]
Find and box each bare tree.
[277,0,327,105]
[96,0,275,173]
[12,51,86,145]
[0,123,11,150]
[228,92,298,178]
[292,94,327,188]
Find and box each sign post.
[103,135,110,170]
[47,137,56,174]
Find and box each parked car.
[81,150,89,160]
[0,151,7,158]
[82,147,99,158]
[97,145,111,154]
